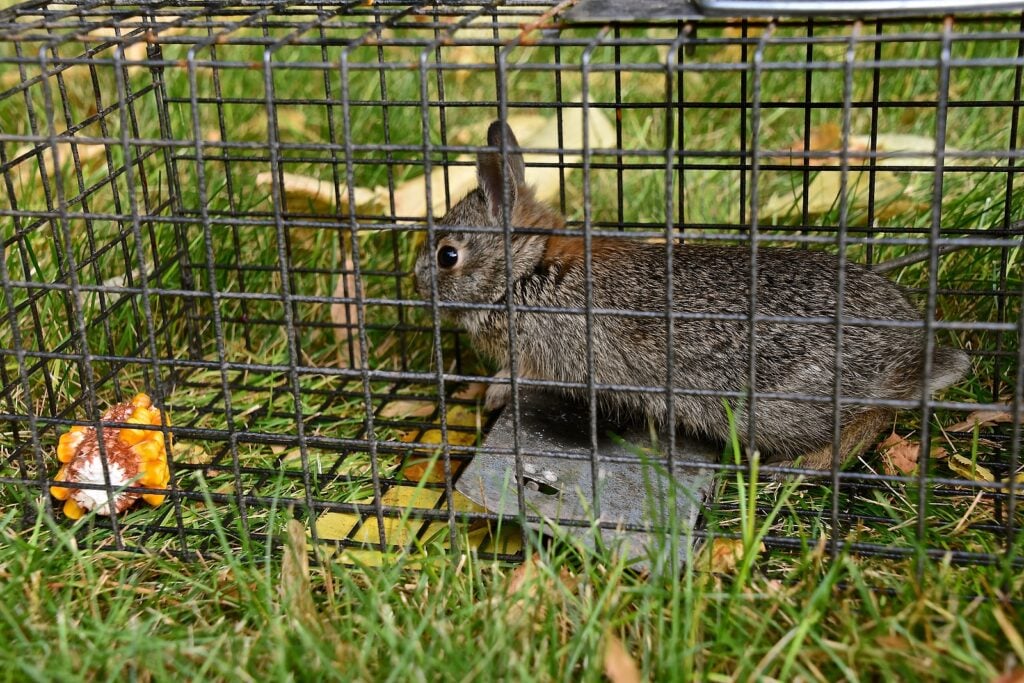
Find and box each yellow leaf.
[452,382,488,401]
[765,127,939,222]
[604,632,643,683]
[445,405,481,428]
[255,171,387,215]
[379,400,436,419]
[392,99,615,224]
[350,486,444,546]
[701,538,765,575]
[12,142,107,189]
[1003,472,1024,492]
[945,410,1015,433]
[402,457,464,483]
[947,454,995,482]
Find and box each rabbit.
[414,121,971,472]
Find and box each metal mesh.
[0,1,1021,571]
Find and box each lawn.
[0,3,1022,680]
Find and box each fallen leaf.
[502,554,577,637]
[603,632,643,683]
[417,428,478,447]
[877,431,906,451]
[702,538,765,575]
[453,382,488,401]
[393,98,616,227]
[350,486,444,547]
[993,668,1024,683]
[875,634,912,651]
[784,122,843,165]
[11,142,107,189]
[947,453,996,482]
[1004,472,1024,491]
[330,255,362,367]
[255,171,387,215]
[762,167,917,223]
[764,128,942,223]
[379,400,436,419]
[402,457,465,483]
[877,432,921,476]
[945,410,1014,433]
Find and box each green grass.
[2,473,1022,681]
[1,6,1023,680]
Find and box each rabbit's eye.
[437,245,459,269]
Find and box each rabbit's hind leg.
[766,409,894,478]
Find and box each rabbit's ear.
[477,121,525,222]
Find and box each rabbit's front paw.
[484,368,511,412]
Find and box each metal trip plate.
[455,391,719,575]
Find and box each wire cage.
[0,0,1021,575]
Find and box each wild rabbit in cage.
[414,121,970,471]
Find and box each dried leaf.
[503,554,577,635]
[765,128,941,222]
[878,433,920,476]
[12,142,107,189]
[1004,472,1024,491]
[393,99,616,225]
[993,669,1024,683]
[506,555,538,591]
[330,255,362,367]
[379,400,436,419]
[603,632,643,683]
[947,454,996,482]
[702,538,765,575]
[417,428,478,447]
[85,17,187,77]
[255,171,387,215]
[876,432,905,451]
[762,167,917,222]
[945,410,1014,433]
[453,382,488,401]
[402,457,465,483]
[784,122,843,164]
[875,634,911,651]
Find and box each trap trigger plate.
[455,391,719,575]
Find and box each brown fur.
[765,408,894,472]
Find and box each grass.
[1,4,1023,680]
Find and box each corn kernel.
[119,429,144,446]
[50,465,71,501]
[133,440,163,462]
[142,493,165,507]
[57,431,84,463]
[63,498,84,520]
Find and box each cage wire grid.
[0,0,1021,573]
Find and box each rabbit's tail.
[884,345,969,399]
[927,346,971,393]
